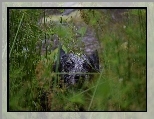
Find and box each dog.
[53,45,99,87]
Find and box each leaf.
[77,27,87,37]
[69,93,84,104]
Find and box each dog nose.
[74,74,80,79]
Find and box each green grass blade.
[9,12,25,58]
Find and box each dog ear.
[59,46,66,58]
[86,50,99,72]
[53,46,66,72]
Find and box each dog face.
[53,47,99,86]
[61,53,92,85]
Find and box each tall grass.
[9,9,146,111]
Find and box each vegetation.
[9,9,146,111]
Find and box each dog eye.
[64,61,74,72]
[66,61,71,66]
[65,61,73,67]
